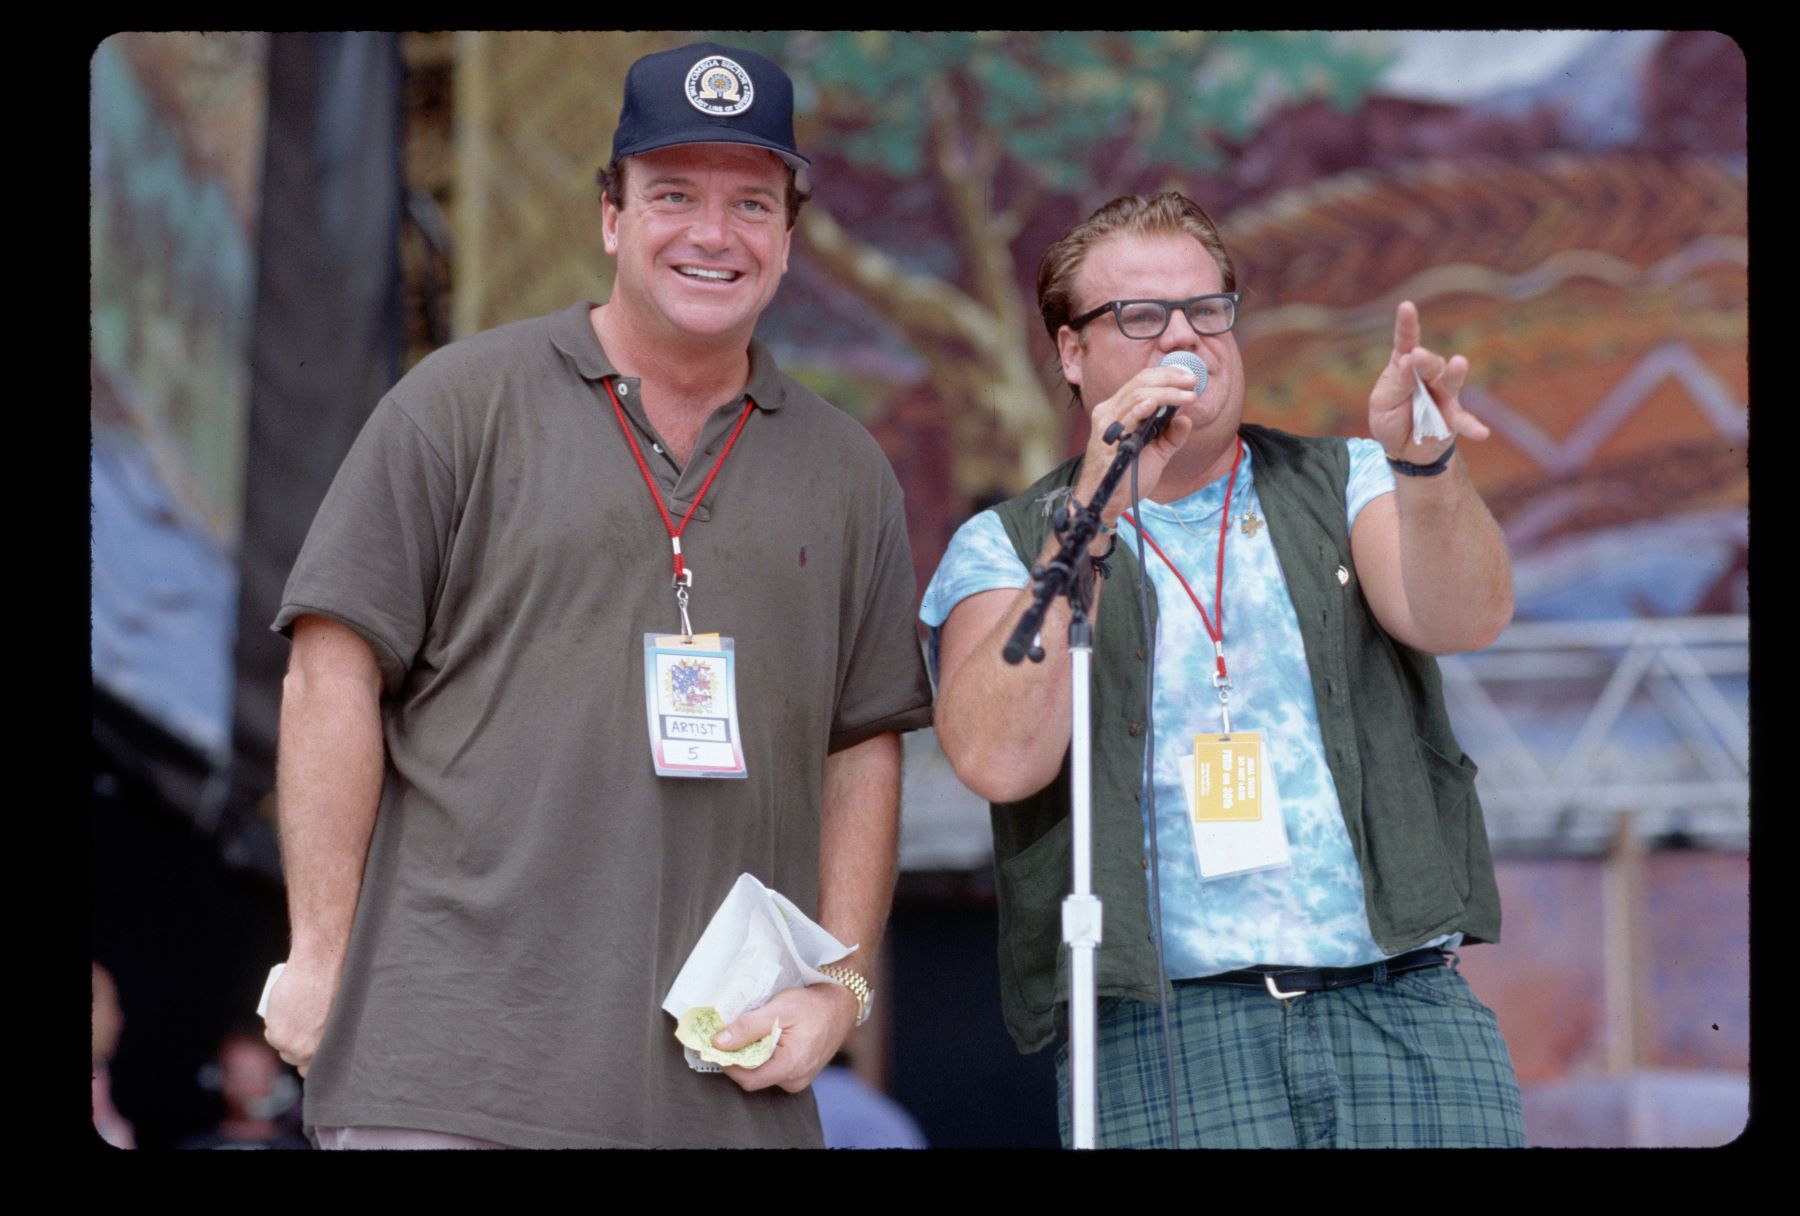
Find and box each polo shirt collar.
[551,301,788,412]
[742,340,789,412]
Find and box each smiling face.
[1057,232,1246,444]
[601,142,793,352]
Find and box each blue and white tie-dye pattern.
[921,438,1447,977]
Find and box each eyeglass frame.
[1067,292,1242,339]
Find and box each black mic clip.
[1104,405,1177,452]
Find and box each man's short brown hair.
[595,154,811,229]
[1036,191,1238,345]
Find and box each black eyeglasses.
[1069,292,1241,339]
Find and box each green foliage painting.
[717,31,1389,498]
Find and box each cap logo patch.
[685,55,755,116]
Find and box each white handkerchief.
[1411,368,1453,444]
[662,873,856,1072]
[256,963,286,1020]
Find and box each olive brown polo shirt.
[275,301,932,1147]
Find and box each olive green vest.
[987,423,1501,1053]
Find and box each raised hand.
[1369,300,1491,462]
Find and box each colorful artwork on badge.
[667,657,717,715]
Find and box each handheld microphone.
[1104,351,1209,447]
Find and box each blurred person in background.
[811,1049,928,1149]
[92,963,134,1150]
[180,1024,308,1149]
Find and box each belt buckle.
[1263,972,1306,1001]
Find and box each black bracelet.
[1386,441,1457,478]
[1091,532,1117,580]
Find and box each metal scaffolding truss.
[1438,615,1748,853]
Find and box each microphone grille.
[1159,350,1216,393]
[1159,351,1209,395]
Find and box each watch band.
[1386,441,1457,478]
[817,963,873,1027]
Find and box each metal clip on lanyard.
[673,564,695,641]
[1213,641,1233,734]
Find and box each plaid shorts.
[1056,960,1524,1148]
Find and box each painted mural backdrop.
[452,30,1745,857]
[91,33,269,757]
[721,31,1747,625]
[709,31,1748,863]
[83,31,1745,1145]
[713,31,1747,1129]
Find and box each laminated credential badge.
[643,633,748,778]
[1181,730,1291,879]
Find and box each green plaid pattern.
[1056,962,1524,1148]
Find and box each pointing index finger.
[1393,300,1421,357]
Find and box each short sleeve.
[1345,437,1397,528]
[919,510,1029,629]
[272,395,456,694]
[917,510,1031,686]
[827,468,934,752]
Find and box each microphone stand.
[1003,418,1158,1150]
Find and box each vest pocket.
[997,814,1073,1018]
[1416,733,1479,903]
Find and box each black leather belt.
[1183,946,1453,1001]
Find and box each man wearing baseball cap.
[262,41,932,1149]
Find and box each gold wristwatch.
[818,964,873,1027]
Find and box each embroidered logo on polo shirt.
[685,55,755,116]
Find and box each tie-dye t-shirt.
[921,438,1447,977]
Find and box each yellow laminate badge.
[1191,732,1265,823]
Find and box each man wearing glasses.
[922,192,1522,1147]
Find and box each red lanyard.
[603,378,755,584]
[1122,439,1244,690]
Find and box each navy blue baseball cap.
[611,41,812,192]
